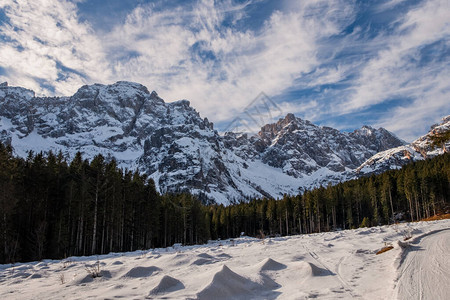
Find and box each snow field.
[0,219,449,299]
[394,228,450,299]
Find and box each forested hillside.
[0,143,448,263]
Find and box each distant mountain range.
[0,81,448,204]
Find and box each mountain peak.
[113,81,150,93]
[170,99,191,107]
[0,83,35,101]
[284,113,296,122]
[150,90,159,98]
[355,125,376,137]
[73,81,151,99]
[440,115,450,125]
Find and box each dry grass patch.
[85,260,102,278]
[376,246,394,255]
[422,213,450,221]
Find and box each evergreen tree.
[0,142,448,264]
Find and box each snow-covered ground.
[1,219,449,299]
[395,228,450,300]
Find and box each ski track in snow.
[0,219,449,299]
[395,229,450,300]
[302,241,360,299]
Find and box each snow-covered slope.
[357,115,450,175]
[1,219,448,299]
[0,81,413,204]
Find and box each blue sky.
[0,0,449,141]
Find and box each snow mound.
[308,262,331,276]
[77,274,94,284]
[196,265,263,300]
[28,273,43,279]
[122,266,161,278]
[11,272,32,279]
[191,258,216,266]
[168,253,191,267]
[75,270,112,285]
[191,253,218,265]
[216,253,232,259]
[297,261,331,277]
[197,253,215,259]
[149,275,184,295]
[35,262,48,267]
[13,265,33,271]
[257,258,286,271]
[355,248,373,255]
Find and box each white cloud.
[0,0,447,141]
[375,70,450,142]
[340,0,450,140]
[344,0,449,111]
[375,0,409,12]
[99,0,356,123]
[306,64,354,87]
[0,0,354,122]
[0,0,110,95]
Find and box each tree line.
[209,154,449,240]
[0,143,448,263]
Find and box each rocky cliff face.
[0,81,438,204]
[356,115,450,175]
[252,113,404,177]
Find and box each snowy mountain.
[357,115,450,175]
[253,113,405,176]
[0,81,427,204]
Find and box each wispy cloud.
[0,0,448,141]
[101,0,354,123]
[341,0,450,140]
[0,0,111,95]
[0,0,355,118]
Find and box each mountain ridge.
[0,81,447,204]
[357,115,450,175]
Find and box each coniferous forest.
[0,142,449,264]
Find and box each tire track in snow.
[396,229,450,300]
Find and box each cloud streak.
[0,0,112,95]
[101,0,354,123]
[343,0,450,141]
[0,0,448,141]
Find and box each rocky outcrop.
[356,115,450,175]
